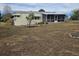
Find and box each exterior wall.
[31,12,43,24]
[13,13,28,26]
[13,12,43,26]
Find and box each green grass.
[0,21,79,56]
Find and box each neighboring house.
[12,11,66,26]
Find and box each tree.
[0,12,2,22]
[3,5,12,15]
[38,9,45,12]
[2,5,13,25]
[70,9,79,20]
[26,13,34,27]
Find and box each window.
[34,16,40,20]
[14,15,20,17]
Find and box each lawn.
[0,21,79,56]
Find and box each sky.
[0,3,79,16]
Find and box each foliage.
[0,14,2,22]
[3,5,12,15]
[1,5,13,25]
[2,13,12,22]
[70,9,79,20]
[26,13,34,27]
[38,22,44,24]
[38,9,45,12]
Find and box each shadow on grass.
[26,25,40,28]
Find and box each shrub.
[38,22,44,24]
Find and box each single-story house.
[12,11,66,26]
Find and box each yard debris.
[69,32,79,39]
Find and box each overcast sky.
[0,3,79,15]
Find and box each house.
[12,11,66,26]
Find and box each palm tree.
[26,13,34,27]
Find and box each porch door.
[54,15,58,21]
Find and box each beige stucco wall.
[13,12,43,26]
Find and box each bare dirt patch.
[0,22,79,55]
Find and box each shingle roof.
[13,11,42,14]
[13,11,66,15]
[43,12,66,15]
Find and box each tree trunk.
[28,20,31,28]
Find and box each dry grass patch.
[0,21,79,55]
